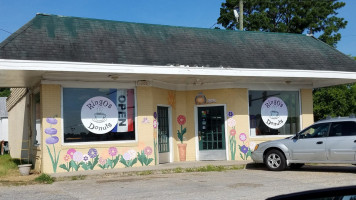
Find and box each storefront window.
[63,88,135,143]
[249,91,300,136]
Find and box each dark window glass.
[329,121,356,137]
[298,123,329,139]
[63,88,135,143]
[249,91,300,136]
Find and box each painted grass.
[0,154,19,176]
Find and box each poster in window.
[261,97,288,129]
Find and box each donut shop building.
[1,14,355,173]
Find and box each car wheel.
[264,150,286,171]
[290,163,304,169]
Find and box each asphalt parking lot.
[1,164,356,200]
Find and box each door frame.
[157,104,173,163]
[194,104,228,161]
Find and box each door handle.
[354,140,356,143]
[316,141,323,144]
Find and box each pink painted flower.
[227,118,236,128]
[64,154,71,162]
[99,157,107,165]
[144,146,153,156]
[230,129,236,136]
[153,120,158,128]
[108,147,118,157]
[177,115,186,125]
[67,148,76,159]
[239,133,247,142]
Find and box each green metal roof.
[0,13,355,72]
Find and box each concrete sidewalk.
[51,160,253,179]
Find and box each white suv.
[251,116,356,171]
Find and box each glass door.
[198,106,226,160]
[157,106,170,163]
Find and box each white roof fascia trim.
[1,59,356,80]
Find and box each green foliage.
[177,126,187,144]
[119,156,137,168]
[34,173,55,184]
[0,155,18,176]
[217,0,347,47]
[0,88,10,97]
[137,150,154,166]
[313,83,356,121]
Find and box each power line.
[0,28,12,34]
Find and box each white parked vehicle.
[251,116,356,171]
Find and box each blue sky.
[0,0,355,56]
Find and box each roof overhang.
[0,59,355,90]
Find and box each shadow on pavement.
[245,163,356,173]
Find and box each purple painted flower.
[45,136,59,144]
[153,112,157,119]
[88,148,98,158]
[144,146,153,156]
[108,147,118,157]
[46,118,58,125]
[227,111,234,118]
[73,151,83,162]
[45,128,57,135]
[82,154,90,163]
[240,145,249,154]
[67,148,76,159]
[123,152,131,161]
[239,133,247,142]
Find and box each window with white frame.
[63,88,135,143]
[249,90,300,136]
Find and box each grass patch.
[71,175,86,180]
[174,167,184,173]
[34,174,55,184]
[0,154,19,176]
[136,170,153,176]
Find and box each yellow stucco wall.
[301,89,314,128]
[40,85,315,173]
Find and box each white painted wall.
[0,118,8,141]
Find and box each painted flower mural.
[228,112,237,160]
[138,146,154,166]
[45,117,61,173]
[153,112,158,165]
[108,147,120,169]
[177,115,187,144]
[238,133,252,160]
[120,149,138,167]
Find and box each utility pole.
[239,0,243,30]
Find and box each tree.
[0,88,10,97]
[313,57,356,121]
[217,0,347,47]
[313,84,356,121]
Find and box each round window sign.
[261,97,288,129]
[81,96,118,134]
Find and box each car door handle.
[316,141,323,144]
[354,140,356,143]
